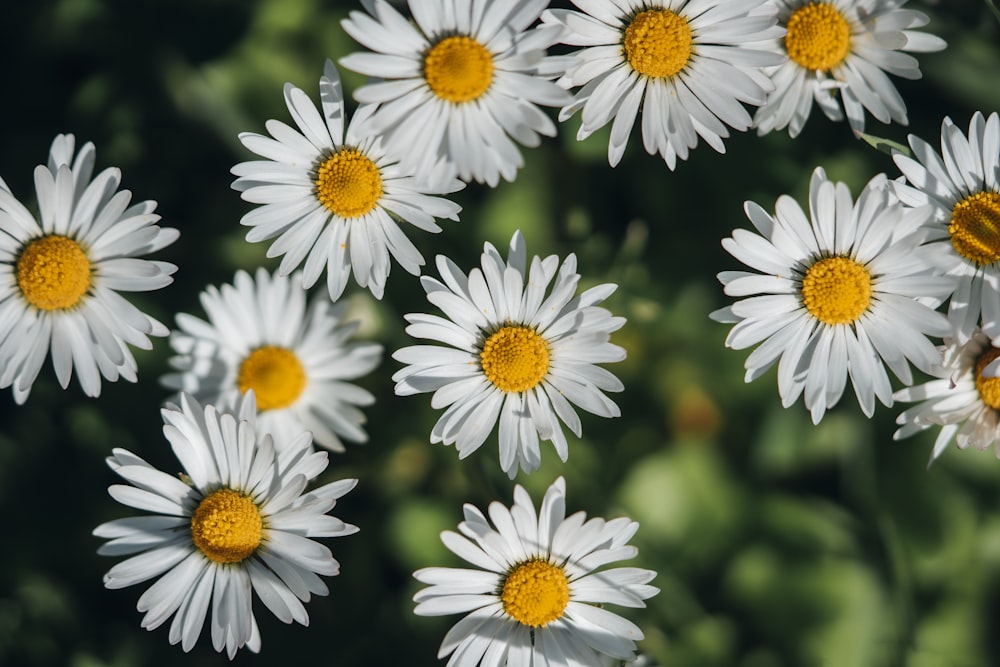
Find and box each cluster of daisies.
[0,0,967,663]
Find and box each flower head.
[414,477,658,666]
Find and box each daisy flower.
[892,111,1000,342]
[711,166,953,423]
[753,0,946,137]
[894,331,1000,464]
[232,60,463,301]
[339,0,572,187]
[541,0,784,168]
[0,133,177,403]
[94,391,358,658]
[392,231,625,477]
[161,268,382,454]
[413,477,658,666]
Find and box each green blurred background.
[0,1,998,665]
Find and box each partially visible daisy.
[711,167,953,423]
[0,133,177,403]
[392,231,625,477]
[161,268,382,454]
[892,111,1000,342]
[94,391,358,658]
[893,331,1000,464]
[753,0,946,137]
[232,60,463,301]
[339,0,572,187]
[413,477,658,666]
[541,0,784,168]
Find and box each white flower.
[232,60,463,301]
[392,231,625,478]
[753,0,946,137]
[339,0,572,187]
[892,111,1000,342]
[541,0,784,168]
[161,268,382,454]
[712,167,952,423]
[0,134,177,403]
[413,477,658,667]
[94,392,358,658]
[894,332,1000,464]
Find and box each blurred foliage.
[0,0,999,665]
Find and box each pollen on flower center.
[237,345,307,410]
[314,148,384,219]
[623,9,692,79]
[190,488,263,564]
[501,560,570,628]
[801,256,872,325]
[948,191,1000,266]
[784,2,852,72]
[423,35,495,103]
[480,325,550,393]
[975,348,1000,410]
[16,235,92,311]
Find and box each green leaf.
[854,130,912,157]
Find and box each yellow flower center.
[501,560,570,628]
[801,256,872,325]
[423,35,495,103]
[975,348,1000,410]
[480,325,550,393]
[314,148,384,219]
[948,191,1000,266]
[190,488,263,564]
[16,235,92,311]
[784,2,852,71]
[623,9,692,79]
[237,345,307,411]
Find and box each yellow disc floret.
[949,191,1000,266]
[784,2,852,71]
[975,348,1000,410]
[314,148,384,218]
[237,345,307,410]
[190,488,263,564]
[480,325,550,393]
[801,256,872,325]
[501,560,570,628]
[423,35,495,103]
[16,235,92,311]
[623,9,692,79]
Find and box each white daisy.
[711,166,953,423]
[161,268,382,454]
[893,331,1000,464]
[392,230,626,478]
[753,0,946,137]
[541,0,784,168]
[413,477,658,667]
[339,0,573,187]
[94,391,358,658]
[232,59,463,301]
[0,133,177,403]
[892,111,1000,342]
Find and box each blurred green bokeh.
[1,1,999,665]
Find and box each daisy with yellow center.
[162,268,382,454]
[541,0,784,168]
[339,0,571,187]
[231,60,463,301]
[712,167,953,424]
[892,112,1000,343]
[0,134,177,403]
[753,0,946,137]
[413,477,658,666]
[393,231,626,478]
[94,392,359,658]
[894,332,1000,464]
